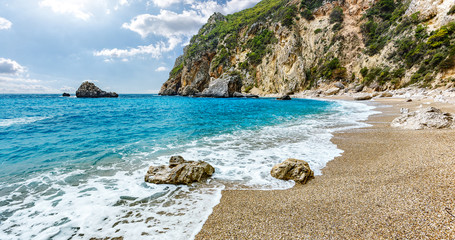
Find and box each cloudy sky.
[0,0,260,93]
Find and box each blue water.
[0,94,376,239]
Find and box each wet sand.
[196,98,455,239]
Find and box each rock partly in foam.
[145,156,215,185]
[271,158,314,184]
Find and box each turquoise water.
[0,94,376,239]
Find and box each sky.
[0,0,260,93]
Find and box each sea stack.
[76,81,118,98]
[62,93,70,97]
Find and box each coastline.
[195,97,455,239]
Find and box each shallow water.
[0,94,376,239]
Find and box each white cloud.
[155,66,168,72]
[0,58,26,75]
[189,0,261,16]
[0,76,59,93]
[94,36,180,59]
[149,0,185,8]
[122,10,206,38]
[95,0,260,59]
[39,0,93,21]
[0,17,12,30]
[39,0,131,20]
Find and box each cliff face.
[160,0,455,96]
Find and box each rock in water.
[76,81,118,98]
[391,107,454,130]
[181,86,199,96]
[62,93,70,97]
[145,156,215,185]
[271,158,314,184]
[277,95,291,100]
[199,74,241,98]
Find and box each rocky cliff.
[160,0,455,96]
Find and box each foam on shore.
[0,99,377,240]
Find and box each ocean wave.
[0,99,378,240]
[0,116,48,127]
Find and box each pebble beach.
[196,98,455,239]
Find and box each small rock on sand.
[271,158,314,184]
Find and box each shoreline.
[195,97,455,239]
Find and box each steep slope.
[160,0,455,96]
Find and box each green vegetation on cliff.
[163,0,455,96]
[359,0,455,87]
[361,0,409,55]
[185,0,285,59]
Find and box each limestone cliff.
[160,0,455,96]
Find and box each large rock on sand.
[145,156,215,185]
[271,158,314,184]
[391,107,454,130]
[324,88,340,96]
[76,81,118,98]
[354,93,373,101]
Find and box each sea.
[0,94,377,240]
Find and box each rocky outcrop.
[391,107,454,130]
[197,74,241,98]
[145,156,215,185]
[271,158,314,184]
[76,81,118,98]
[62,93,70,97]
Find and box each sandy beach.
[196,98,455,239]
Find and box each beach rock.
[354,93,373,101]
[271,158,314,184]
[370,83,381,91]
[145,156,215,185]
[277,95,291,100]
[380,92,393,98]
[391,107,454,130]
[406,99,413,102]
[200,75,241,98]
[62,93,70,97]
[325,88,340,96]
[355,85,364,92]
[334,82,345,89]
[76,81,118,98]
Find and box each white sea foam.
[0,100,378,240]
[0,116,48,127]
